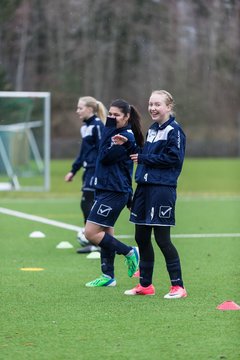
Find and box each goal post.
[0,91,51,191]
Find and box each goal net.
[0,91,50,191]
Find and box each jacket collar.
[120,123,132,132]
[84,115,96,125]
[158,115,175,130]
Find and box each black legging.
[135,224,183,287]
[80,190,95,224]
[135,224,179,263]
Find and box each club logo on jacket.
[97,204,112,217]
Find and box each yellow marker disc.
[20,267,45,271]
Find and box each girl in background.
[65,96,106,254]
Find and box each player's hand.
[130,154,138,163]
[126,194,133,210]
[112,134,128,145]
[64,172,74,182]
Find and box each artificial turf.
[0,158,239,360]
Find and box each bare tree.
[15,0,31,91]
[1,0,240,155]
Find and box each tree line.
[0,0,240,157]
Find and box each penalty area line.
[0,207,239,239]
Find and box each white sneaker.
[77,229,90,246]
[164,286,187,299]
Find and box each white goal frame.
[0,91,51,191]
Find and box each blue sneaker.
[125,247,139,277]
[85,274,116,287]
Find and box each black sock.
[139,260,154,287]
[166,258,183,287]
[101,248,115,278]
[99,233,132,256]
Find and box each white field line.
[0,207,82,232]
[0,207,240,239]
[172,233,240,238]
[118,233,240,239]
[1,195,240,204]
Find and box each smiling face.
[108,106,129,129]
[76,100,94,121]
[148,93,172,124]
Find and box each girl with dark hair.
[84,99,144,287]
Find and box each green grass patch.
[178,157,240,195]
[0,158,240,359]
[1,157,240,199]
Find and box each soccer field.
[1,159,240,360]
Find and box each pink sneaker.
[164,286,187,299]
[133,270,140,278]
[124,283,155,296]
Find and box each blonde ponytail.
[79,96,107,123]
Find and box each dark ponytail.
[110,99,144,147]
[129,105,144,147]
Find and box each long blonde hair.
[79,96,107,122]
